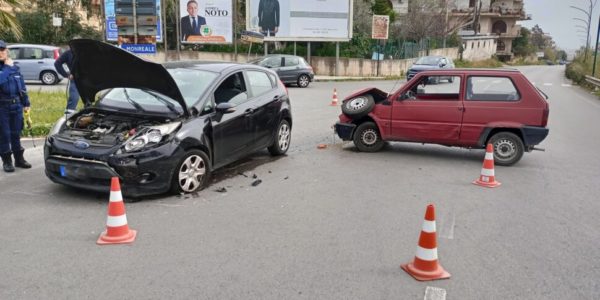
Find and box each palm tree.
[0,0,23,39]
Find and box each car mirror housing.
[216,102,236,114]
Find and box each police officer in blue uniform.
[0,40,31,172]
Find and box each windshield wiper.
[123,88,145,112]
[143,89,179,114]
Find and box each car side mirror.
[216,102,236,114]
[440,63,446,67]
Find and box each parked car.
[335,69,549,166]
[44,39,292,197]
[407,56,455,82]
[7,43,64,85]
[250,54,314,88]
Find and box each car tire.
[488,132,525,166]
[268,119,291,156]
[41,71,58,85]
[171,149,211,194]
[297,74,310,88]
[341,94,375,119]
[353,122,384,152]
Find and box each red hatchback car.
[335,69,549,166]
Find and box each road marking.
[439,210,455,239]
[543,83,553,86]
[561,84,572,87]
[424,286,447,300]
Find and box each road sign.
[121,43,157,54]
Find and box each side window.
[213,72,248,105]
[8,48,19,59]
[285,56,299,67]
[406,76,461,100]
[466,76,520,101]
[262,56,282,68]
[43,50,55,59]
[22,48,43,59]
[247,71,274,96]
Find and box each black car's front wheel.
[268,119,291,155]
[171,150,211,194]
[297,74,310,88]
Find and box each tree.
[0,0,23,39]
[398,0,474,42]
[530,24,547,51]
[512,27,535,57]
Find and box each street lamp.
[571,0,597,62]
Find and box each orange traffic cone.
[401,204,451,281]
[472,143,501,188]
[330,88,339,106]
[97,177,137,245]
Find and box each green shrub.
[566,62,586,84]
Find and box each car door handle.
[38,61,44,64]
[244,108,255,116]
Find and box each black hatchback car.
[44,40,292,197]
[250,54,314,88]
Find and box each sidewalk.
[314,75,388,82]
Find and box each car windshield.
[99,68,218,113]
[415,57,442,65]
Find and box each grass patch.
[22,90,82,137]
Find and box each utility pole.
[571,0,597,62]
[593,14,600,76]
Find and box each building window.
[469,0,476,8]
[497,41,506,52]
[492,21,508,34]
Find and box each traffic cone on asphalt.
[97,177,137,245]
[330,88,339,106]
[401,204,451,281]
[472,143,501,188]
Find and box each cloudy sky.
[520,0,600,51]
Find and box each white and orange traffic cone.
[401,204,451,281]
[97,177,137,245]
[330,88,339,106]
[472,143,501,188]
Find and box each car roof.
[419,68,520,73]
[162,60,269,73]
[7,44,59,50]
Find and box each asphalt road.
[1,66,599,299]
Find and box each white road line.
[424,286,447,300]
[543,83,553,86]
[439,210,456,239]
[561,84,572,87]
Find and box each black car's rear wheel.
[297,74,310,88]
[268,119,291,155]
[171,150,211,194]
[353,122,384,152]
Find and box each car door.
[211,71,256,165]
[261,56,284,80]
[245,70,282,148]
[391,74,464,143]
[279,56,300,82]
[17,47,44,80]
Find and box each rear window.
[466,76,520,101]
[285,56,299,67]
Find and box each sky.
[520,0,600,52]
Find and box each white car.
[7,43,65,85]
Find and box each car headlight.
[123,122,181,153]
[48,116,67,137]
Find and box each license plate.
[59,165,66,177]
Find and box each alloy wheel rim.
[42,73,55,84]
[278,123,290,151]
[299,75,309,87]
[178,155,206,192]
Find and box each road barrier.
[585,75,600,88]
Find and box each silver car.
[7,44,64,85]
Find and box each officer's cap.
[0,40,6,49]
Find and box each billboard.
[246,0,353,41]
[105,0,162,42]
[179,0,233,44]
[371,15,389,40]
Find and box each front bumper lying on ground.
[334,122,356,141]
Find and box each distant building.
[393,0,531,61]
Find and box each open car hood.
[70,39,188,117]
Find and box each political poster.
[179,0,233,44]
